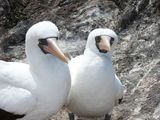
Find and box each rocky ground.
[0,0,160,120]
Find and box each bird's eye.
[95,36,101,43]
[38,38,48,45]
[55,37,58,40]
[38,36,58,45]
[110,37,114,46]
[52,37,58,40]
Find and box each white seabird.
[67,28,124,120]
[0,21,71,120]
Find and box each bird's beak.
[99,36,111,52]
[44,38,69,63]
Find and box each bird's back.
[0,60,37,117]
[0,60,35,90]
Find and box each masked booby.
[0,21,71,120]
[67,28,124,120]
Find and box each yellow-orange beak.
[98,36,111,52]
[44,38,69,63]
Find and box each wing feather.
[0,61,36,114]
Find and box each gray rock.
[0,20,31,51]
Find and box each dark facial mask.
[95,35,114,53]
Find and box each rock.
[0,7,4,16]
[0,20,31,51]
[0,20,31,60]
[0,0,29,28]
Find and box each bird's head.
[86,28,118,55]
[25,21,68,64]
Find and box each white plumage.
[0,21,71,120]
[67,28,124,118]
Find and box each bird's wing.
[0,82,36,115]
[115,74,125,105]
[0,60,37,114]
[0,60,36,89]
